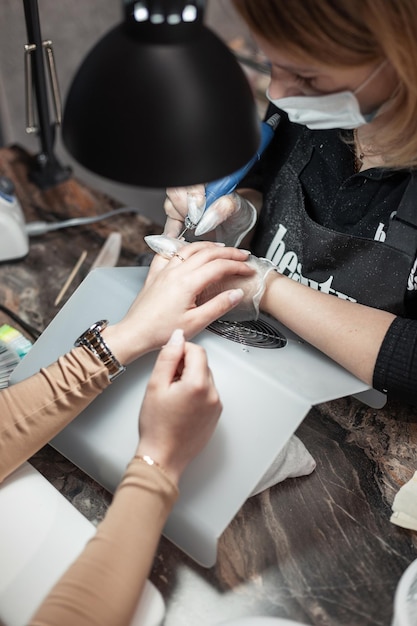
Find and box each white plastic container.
[392,558,417,626]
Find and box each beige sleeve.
[0,347,110,482]
[30,458,178,626]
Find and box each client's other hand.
[136,329,221,484]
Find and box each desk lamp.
[62,0,260,187]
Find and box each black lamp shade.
[62,6,260,188]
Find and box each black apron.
[251,131,417,316]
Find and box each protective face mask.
[267,61,387,130]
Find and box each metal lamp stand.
[23,0,71,188]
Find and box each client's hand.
[102,241,254,364]
[136,329,221,484]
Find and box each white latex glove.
[195,192,257,247]
[164,186,257,247]
[198,254,277,322]
[164,185,206,238]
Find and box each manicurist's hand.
[163,184,206,238]
[197,253,277,321]
[136,328,221,484]
[102,241,254,364]
[164,186,260,247]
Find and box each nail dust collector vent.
[208,318,287,349]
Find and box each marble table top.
[28,394,417,626]
[1,145,417,626]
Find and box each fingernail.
[166,328,184,346]
[145,235,188,259]
[228,288,244,305]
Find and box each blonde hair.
[232,0,417,169]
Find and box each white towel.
[391,471,417,531]
[250,434,316,496]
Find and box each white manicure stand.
[0,462,165,626]
[10,267,386,567]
